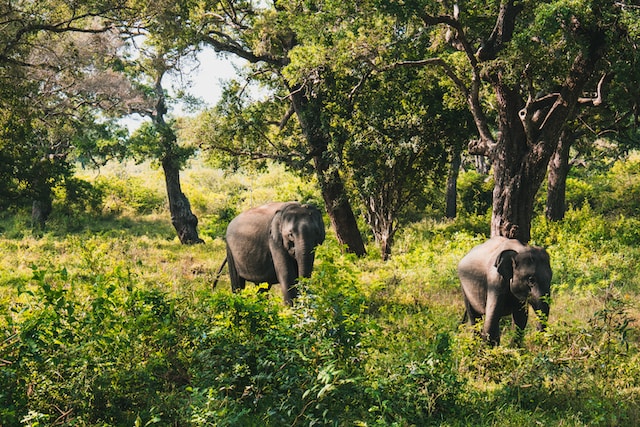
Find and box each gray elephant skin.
[457,236,552,346]
[224,201,325,305]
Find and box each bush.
[457,171,493,215]
[3,160,640,426]
[53,177,105,215]
[94,175,165,215]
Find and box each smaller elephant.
[222,202,325,305]
[457,236,552,346]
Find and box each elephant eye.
[527,275,536,286]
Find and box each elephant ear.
[495,249,518,280]
[270,209,284,245]
[303,203,326,244]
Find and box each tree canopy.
[1,0,639,254]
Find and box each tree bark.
[474,13,606,243]
[289,88,366,256]
[31,197,52,231]
[30,167,53,231]
[154,72,203,245]
[162,155,204,244]
[546,129,573,221]
[445,147,462,219]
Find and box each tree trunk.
[162,156,204,244]
[546,129,573,221]
[31,171,53,231]
[445,147,462,219]
[31,197,52,231]
[483,48,603,243]
[488,84,556,243]
[290,88,366,256]
[154,72,203,245]
[459,2,607,244]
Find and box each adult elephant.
[223,202,325,305]
[457,236,552,346]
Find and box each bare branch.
[278,104,295,130]
[578,73,611,106]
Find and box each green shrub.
[3,160,640,426]
[52,177,105,215]
[457,170,493,215]
[94,175,165,215]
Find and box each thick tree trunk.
[162,156,204,244]
[31,196,52,231]
[445,147,462,219]
[488,85,556,243]
[460,1,607,244]
[290,89,366,256]
[546,129,573,221]
[484,47,603,243]
[31,173,53,231]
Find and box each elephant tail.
[212,257,227,290]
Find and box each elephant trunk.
[296,243,315,279]
[530,298,550,331]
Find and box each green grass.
[1,158,640,426]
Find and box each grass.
[1,158,640,426]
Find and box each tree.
[345,66,472,259]
[183,0,367,255]
[124,44,205,244]
[546,37,640,220]
[387,0,639,242]
[0,0,138,225]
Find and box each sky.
[182,48,244,108]
[122,48,244,131]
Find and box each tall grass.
[1,157,640,425]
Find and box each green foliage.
[52,177,105,215]
[457,170,494,215]
[3,159,640,425]
[94,175,165,215]
[561,154,640,218]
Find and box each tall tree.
[546,35,640,220]
[0,0,144,225]
[124,44,205,244]
[386,0,638,242]
[345,66,472,259]
[182,0,367,255]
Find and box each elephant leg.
[226,250,246,292]
[462,297,482,325]
[483,293,504,346]
[287,282,299,302]
[511,303,529,347]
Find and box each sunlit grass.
[2,158,640,425]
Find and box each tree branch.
[577,72,611,106]
[476,1,524,61]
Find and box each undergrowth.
[1,158,640,426]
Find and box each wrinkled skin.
[457,237,552,346]
[224,202,325,305]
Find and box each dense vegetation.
[2,157,640,426]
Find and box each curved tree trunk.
[290,88,366,256]
[154,71,203,245]
[445,146,462,219]
[546,129,573,221]
[162,155,204,244]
